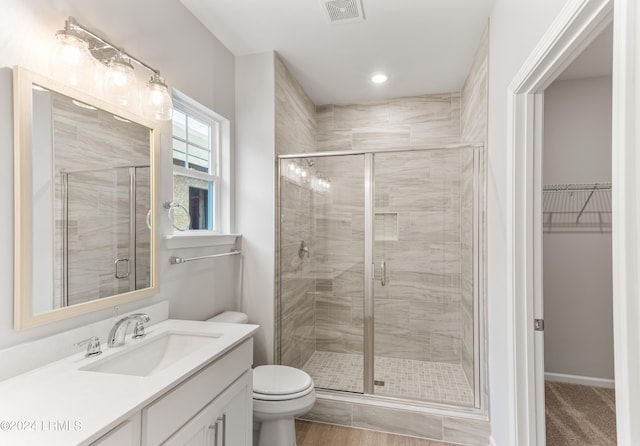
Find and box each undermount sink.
[81,331,222,377]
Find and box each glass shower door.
[279,154,366,394]
[64,168,132,307]
[62,166,151,307]
[371,148,477,406]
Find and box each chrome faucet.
[74,336,102,357]
[107,313,151,347]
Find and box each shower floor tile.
[302,351,474,406]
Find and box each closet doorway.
[540,23,616,446]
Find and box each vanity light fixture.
[104,52,138,108]
[51,19,96,90]
[142,72,173,121]
[53,16,173,120]
[371,73,388,84]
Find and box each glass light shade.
[142,75,173,120]
[51,32,96,90]
[104,55,139,108]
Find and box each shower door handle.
[114,258,130,279]
[380,260,387,286]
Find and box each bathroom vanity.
[0,319,258,446]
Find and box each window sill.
[163,233,241,250]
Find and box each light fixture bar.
[56,16,173,120]
[65,16,160,76]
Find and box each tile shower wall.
[51,94,150,307]
[316,93,460,151]
[312,155,365,357]
[275,53,317,369]
[313,94,469,367]
[275,25,490,442]
[373,149,468,364]
[460,23,489,389]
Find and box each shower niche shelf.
[542,183,611,233]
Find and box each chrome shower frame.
[275,143,487,416]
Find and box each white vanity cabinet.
[162,371,252,446]
[0,319,258,446]
[91,414,141,446]
[142,339,253,446]
[89,338,253,446]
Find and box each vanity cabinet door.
[91,413,141,446]
[162,370,252,446]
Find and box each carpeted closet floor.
[545,381,616,446]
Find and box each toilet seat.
[253,365,314,401]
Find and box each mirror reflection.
[31,85,152,314]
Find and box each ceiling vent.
[321,0,365,24]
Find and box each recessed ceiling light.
[371,73,388,84]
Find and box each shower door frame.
[277,143,485,413]
[60,165,150,306]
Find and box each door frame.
[507,0,640,444]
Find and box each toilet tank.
[207,311,249,324]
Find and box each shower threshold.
[302,351,474,407]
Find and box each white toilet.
[207,311,316,446]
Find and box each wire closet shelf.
[542,183,611,233]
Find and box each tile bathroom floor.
[302,351,474,406]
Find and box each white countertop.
[0,319,258,446]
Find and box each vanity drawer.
[141,339,253,445]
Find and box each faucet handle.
[133,320,147,339]
[132,313,150,339]
[74,336,102,358]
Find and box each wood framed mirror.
[13,67,160,329]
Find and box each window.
[171,91,229,233]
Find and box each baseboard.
[545,372,615,389]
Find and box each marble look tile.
[402,211,461,243]
[461,23,489,145]
[315,295,353,326]
[302,398,354,426]
[374,150,431,183]
[332,266,365,297]
[430,333,461,363]
[316,105,334,132]
[410,120,460,146]
[461,318,475,389]
[352,405,443,440]
[317,129,353,151]
[429,242,462,276]
[425,302,461,338]
[315,321,364,354]
[388,94,454,125]
[333,102,390,129]
[275,53,316,155]
[442,417,490,445]
[352,126,411,150]
[374,330,430,361]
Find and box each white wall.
[486,0,576,443]
[0,0,239,350]
[543,77,612,184]
[543,76,614,380]
[235,52,276,366]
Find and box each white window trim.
[171,89,231,236]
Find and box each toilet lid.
[253,365,313,396]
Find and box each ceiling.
[179,0,495,105]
